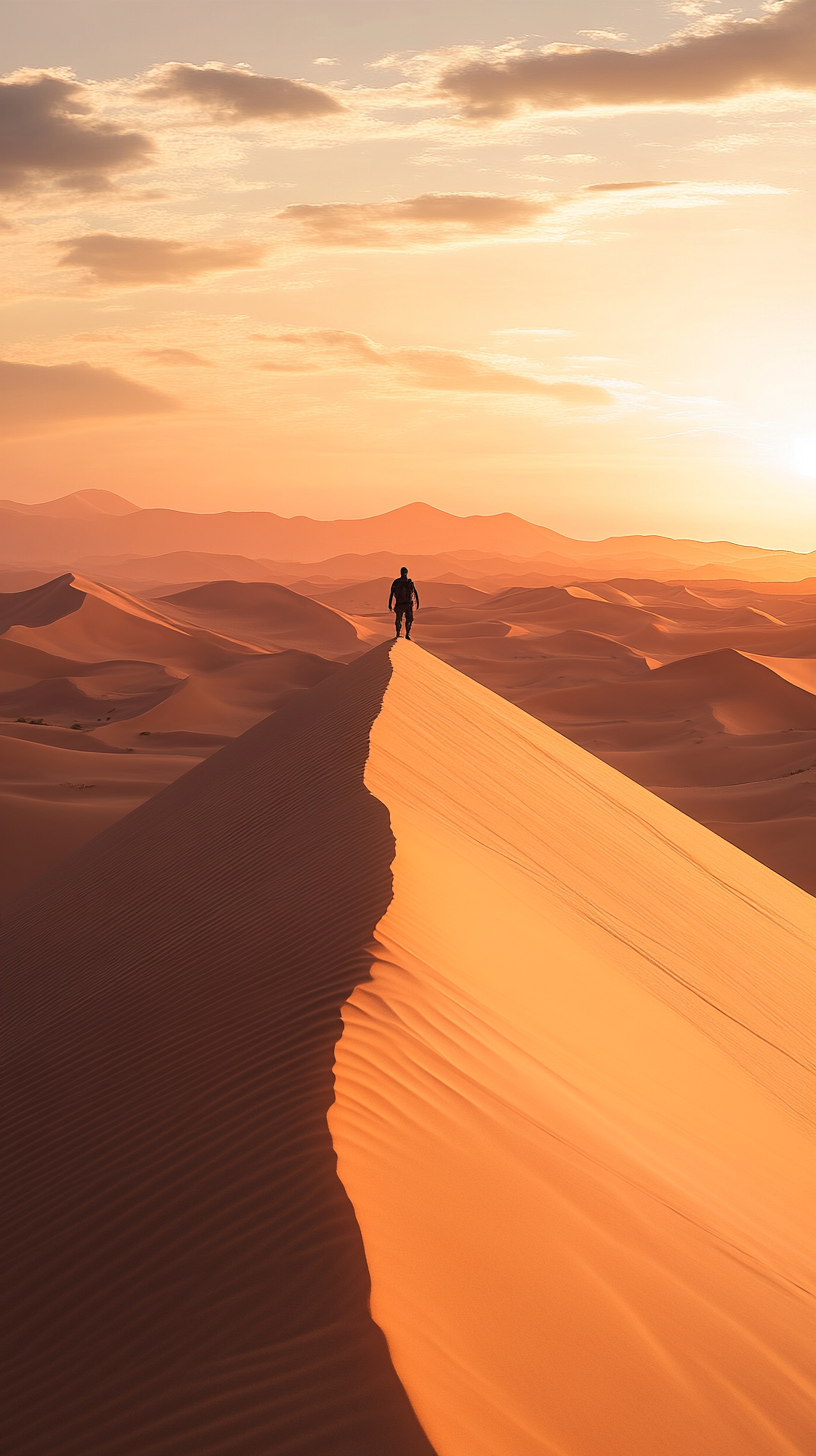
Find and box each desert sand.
[1,503,814,900]
[328,641,815,1456]
[3,640,813,1455]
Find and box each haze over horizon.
[2,0,815,549]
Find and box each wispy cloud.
[139,347,213,366]
[0,359,180,435]
[277,191,550,247]
[251,327,612,401]
[276,180,782,251]
[55,233,267,286]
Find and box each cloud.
[142,62,344,122]
[583,180,675,191]
[55,233,267,286]
[494,327,573,336]
[257,329,385,368]
[0,360,180,436]
[276,178,777,252]
[577,30,628,43]
[252,328,611,401]
[435,0,816,117]
[0,70,154,195]
[393,348,611,400]
[278,191,551,247]
[140,348,213,366]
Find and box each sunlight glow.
[785,434,816,480]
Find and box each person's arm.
[413,583,420,608]
[388,584,395,609]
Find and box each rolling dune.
[3,641,813,1455]
[2,571,813,894]
[0,723,203,900]
[159,580,361,658]
[0,578,352,893]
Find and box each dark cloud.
[279,192,550,248]
[0,360,180,436]
[140,348,213,366]
[56,233,266,286]
[0,72,154,195]
[252,328,611,402]
[437,0,816,118]
[142,62,344,122]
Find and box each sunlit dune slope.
[2,574,266,669]
[330,641,815,1456]
[1,646,435,1456]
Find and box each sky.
[1,0,814,547]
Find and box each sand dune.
[94,649,341,745]
[2,648,435,1455]
[3,575,266,670]
[4,641,812,1454]
[330,641,815,1456]
[306,578,490,612]
[0,723,203,900]
[159,579,361,657]
[0,576,351,891]
[3,572,813,893]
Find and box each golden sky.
[1,0,814,547]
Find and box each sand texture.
[2,566,814,899]
[1,648,435,1456]
[3,638,813,1454]
[330,641,815,1456]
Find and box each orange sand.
[1,647,434,1455]
[330,641,815,1456]
[2,571,813,896]
[2,640,814,1453]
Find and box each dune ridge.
[330,641,815,1456]
[2,639,814,1453]
[1,645,435,1456]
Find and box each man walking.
[388,567,420,640]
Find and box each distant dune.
[0,575,353,895]
[159,579,362,657]
[2,565,814,898]
[4,642,813,1455]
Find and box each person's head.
[400,566,408,577]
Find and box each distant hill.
[0,489,139,518]
[2,498,811,579]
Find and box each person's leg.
[394,607,403,637]
[404,606,413,639]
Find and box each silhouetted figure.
[388,567,420,640]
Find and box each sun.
[784,433,816,480]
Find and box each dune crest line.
[330,638,815,1456]
[1,642,436,1456]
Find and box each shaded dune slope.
[331,642,815,1456]
[1,645,435,1456]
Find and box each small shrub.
[139,730,151,736]
[71,723,83,731]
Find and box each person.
[388,567,420,640]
